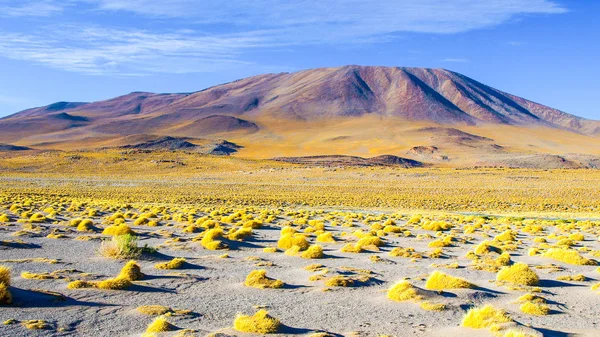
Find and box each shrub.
[425,271,474,290]
[556,274,586,281]
[77,219,95,232]
[29,213,47,223]
[155,258,186,270]
[542,248,597,265]
[356,235,384,248]
[520,301,549,315]
[67,280,95,289]
[0,266,11,304]
[0,265,10,286]
[496,262,539,286]
[103,224,134,236]
[98,234,141,259]
[277,233,309,250]
[117,260,144,281]
[461,304,512,329]
[474,240,500,255]
[244,270,284,289]
[494,230,516,242]
[387,280,421,301]
[316,232,335,243]
[0,283,11,304]
[324,275,354,287]
[422,221,452,231]
[200,228,226,250]
[233,310,280,333]
[301,245,324,259]
[96,277,132,290]
[340,243,363,253]
[145,315,174,333]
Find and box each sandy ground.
[1,209,599,337]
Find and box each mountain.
[1,65,599,167]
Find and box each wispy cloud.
[0,0,567,75]
[0,0,67,17]
[442,58,469,63]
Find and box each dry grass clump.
[340,243,363,253]
[461,304,512,329]
[103,223,134,236]
[118,260,144,281]
[542,248,597,265]
[145,315,175,333]
[387,280,422,301]
[136,305,174,315]
[301,245,324,259]
[503,329,537,337]
[324,275,355,287]
[244,270,284,289]
[419,301,447,311]
[425,271,474,290]
[474,240,501,255]
[0,265,11,304]
[200,228,227,250]
[29,212,47,223]
[155,257,186,270]
[233,309,281,333]
[277,233,309,250]
[68,260,142,290]
[0,265,9,286]
[422,221,452,231]
[22,319,52,330]
[388,247,422,258]
[556,274,586,281]
[98,234,141,259]
[496,262,539,286]
[96,277,132,290]
[520,301,549,315]
[76,219,95,232]
[316,232,335,243]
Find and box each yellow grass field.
[1,150,600,336]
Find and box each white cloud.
[0,0,566,75]
[442,58,469,63]
[0,0,67,17]
[0,27,275,75]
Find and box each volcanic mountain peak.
[1,65,599,167]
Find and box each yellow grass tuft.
[117,260,144,281]
[233,309,280,334]
[145,315,174,333]
[96,277,132,290]
[386,280,422,301]
[520,301,549,315]
[137,305,172,315]
[0,265,10,286]
[301,245,324,259]
[461,304,512,329]
[155,258,186,270]
[244,270,284,289]
[542,248,597,265]
[425,271,474,290]
[102,224,134,236]
[316,232,336,243]
[496,262,539,286]
[419,301,447,311]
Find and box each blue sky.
[0,0,598,119]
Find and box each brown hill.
[1,65,600,168]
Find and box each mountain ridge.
[4,65,598,136]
